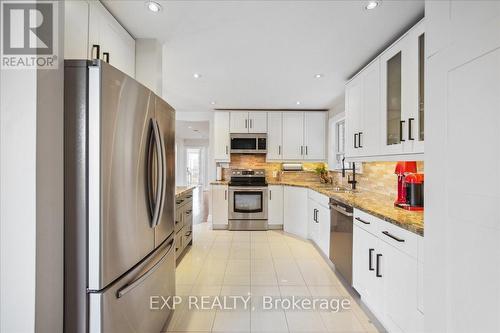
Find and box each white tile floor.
[164,223,380,333]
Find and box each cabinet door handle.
[91,44,100,60]
[354,133,358,148]
[382,231,405,242]
[225,145,228,154]
[358,132,363,148]
[269,189,272,201]
[300,146,303,155]
[408,118,414,140]
[368,248,374,271]
[250,119,253,128]
[399,120,406,142]
[355,217,370,225]
[376,254,382,277]
[305,146,308,155]
[315,209,319,223]
[224,190,227,200]
[278,145,281,155]
[245,119,247,128]
[102,52,109,63]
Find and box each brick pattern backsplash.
[330,161,424,198]
[221,154,424,199]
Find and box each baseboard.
[268,224,283,230]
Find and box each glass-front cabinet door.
[380,38,407,155]
[380,20,425,155]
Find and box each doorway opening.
[186,147,203,186]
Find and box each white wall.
[175,111,215,187]
[0,63,38,333]
[1,3,64,332]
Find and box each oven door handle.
[229,187,267,192]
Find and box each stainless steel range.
[228,169,268,230]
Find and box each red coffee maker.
[394,161,423,211]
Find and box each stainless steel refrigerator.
[64,60,176,333]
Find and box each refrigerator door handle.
[116,238,174,298]
[155,119,167,227]
[148,119,164,228]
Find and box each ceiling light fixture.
[210,101,216,105]
[296,101,301,105]
[145,1,162,13]
[193,73,201,79]
[364,1,380,10]
[314,74,324,78]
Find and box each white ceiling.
[176,120,209,139]
[103,0,424,112]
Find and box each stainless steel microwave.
[230,133,267,154]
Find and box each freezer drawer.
[89,237,175,333]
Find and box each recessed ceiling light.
[188,126,192,129]
[314,74,324,78]
[210,101,216,105]
[193,73,201,79]
[364,1,380,10]
[145,1,162,13]
[296,101,301,105]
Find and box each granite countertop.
[210,180,229,185]
[209,179,423,236]
[175,185,196,197]
[268,180,424,236]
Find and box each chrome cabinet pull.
[369,248,374,271]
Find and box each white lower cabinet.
[268,185,284,227]
[307,191,330,257]
[352,209,423,333]
[211,185,228,227]
[283,186,308,238]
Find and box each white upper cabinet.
[229,111,249,133]
[282,112,327,161]
[346,60,380,158]
[304,112,327,160]
[229,111,267,133]
[65,0,136,78]
[380,20,424,156]
[249,112,267,133]
[282,112,304,160]
[267,112,283,160]
[214,111,230,161]
[345,20,424,161]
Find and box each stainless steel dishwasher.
[329,198,354,285]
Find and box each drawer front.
[353,209,380,235]
[308,189,329,208]
[174,207,184,233]
[377,219,418,259]
[174,232,183,259]
[182,226,193,249]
